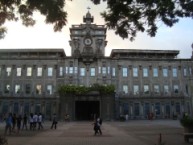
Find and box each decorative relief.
[96,39,103,49]
[74,49,80,57]
[73,39,80,49]
[96,39,103,55]
[83,47,93,54]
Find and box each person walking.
[4,113,13,136]
[29,113,34,130]
[16,114,22,134]
[22,114,28,130]
[12,113,17,133]
[93,119,99,135]
[32,113,38,130]
[38,113,43,130]
[51,113,57,129]
[97,117,102,135]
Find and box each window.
[172,68,177,77]
[13,102,19,114]
[4,84,10,94]
[154,85,160,94]
[69,67,73,74]
[15,84,21,94]
[185,84,188,95]
[183,68,187,77]
[155,103,161,115]
[143,68,148,77]
[90,68,95,76]
[6,67,12,76]
[123,103,129,114]
[133,85,139,95]
[133,67,138,77]
[98,67,101,74]
[175,102,181,114]
[144,85,149,94]
[144,103,150,117]
[122,67,128,77]
[163,68,168,77]
[48,67,53,76]
[123,85,128,94]
[74,67,78,74]
[153,68,158,77]
[65,67,68,74]
[164,85,169,94]
[59,67,63,76]
[107,67,110,74]
[102,67,107,75]
[112,68,116,76]
[134,103,140,116]
[37,67,42,77]
[80,68,85,76]
[27,67,32,76]
[25,84,31,94]
[16,67,22,77]
[189,67,192,76]
[36,85,42,95]
[174,85,179,94]
[47,85,53,95]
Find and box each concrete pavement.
[0,120,191,145]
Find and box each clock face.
[84,38,92,45]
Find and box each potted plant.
[180,115,193,133]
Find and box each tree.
[0,0,193,40]
[0,0,67,39]
[99,0,193,41]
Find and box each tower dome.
[86,11,92,18]
[83,10,94,24]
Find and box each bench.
[184,133,193,142]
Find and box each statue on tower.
[73,39,80,58]
[191,43,193,59]
[83,7,94,24]
[96,39,103,56]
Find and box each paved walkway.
[0,120,191,145]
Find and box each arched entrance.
[75,101,100,120]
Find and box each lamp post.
[171,101,174,119]
[189,75,193,117]
[190,43,193,116]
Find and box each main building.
[0,11,192,120]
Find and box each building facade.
[0,11,193,121]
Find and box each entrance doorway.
[75,101,100,120]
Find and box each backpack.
[99,118,102,125]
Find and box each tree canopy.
[0,0,193,40]
[58,84,115,96]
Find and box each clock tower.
[69,10,107,61]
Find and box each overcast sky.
[0,0,193,58]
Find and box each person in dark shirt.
[4,113,13,135]
[51,114,57,129]
[12,113,17,132]
[22,114,28,130]
[17,114,22,134]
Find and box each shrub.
[180,116,193,128]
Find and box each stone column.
[130,104,133,119]
[161,102,165,119]
[20,101,23,115]
[140,102,144,119]
[31,102,34,113]
[9,101,13,113]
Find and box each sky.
[0,0,193,58]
